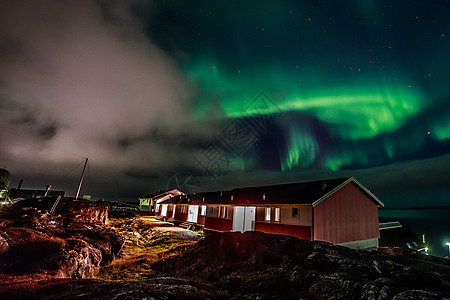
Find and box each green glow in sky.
[281,126,318,171]
[225,85,424,140]
[158,0,449,174]
[432,118,450,141]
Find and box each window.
[292,207,299,217]
[265,208,271,221]
[218,206,228,218]
[155,204,160,212]
[200,205,207,216]
[274,208,280,222]
[179,205,187,213]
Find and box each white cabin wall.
[255,204,312,226]
[280,205,312,226]
[206,205,234,219]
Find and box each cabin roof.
[159,177,384,207]
[139,188,184,200]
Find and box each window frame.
[200,205,207,216]
[274,207,280,222]
[292,207,299,218]
[265,207,271,222]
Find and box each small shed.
[138,189,184,212]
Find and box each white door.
[232,206,245,232]
[244,206,256,231]
[161,204,168,217]
[232,206,255,232]
[172,205,176,218]
[187,205,199,223]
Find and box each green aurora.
[146,0,450,173]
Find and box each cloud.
[0,0,206,197]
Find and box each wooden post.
[75,158,88,200]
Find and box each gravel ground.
[138,217,203,240]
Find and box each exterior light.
[446,243,450,258]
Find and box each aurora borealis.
[147,0,450,176]
[0,0,449,208]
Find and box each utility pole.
[75,158,88,200]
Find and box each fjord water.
[379,208,450,258]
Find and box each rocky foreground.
[0,197,124,280]
[1,200,450,299]
[0,199,204,299]
[155,232,450,299]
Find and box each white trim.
[338,237,379,250]
[351,177,384,207]
[312,177,384,207]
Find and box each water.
[379,208,450,258]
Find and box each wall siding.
[255,222,312,240]
[205,217,233,232]
[197,215,206,226]
[313,182,380,244]
[255,205,312,226]
[174,212,188,223]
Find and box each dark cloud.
[0,0,206,198]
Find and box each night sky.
[1,0,449,207]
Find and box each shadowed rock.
[0,277,205,299]
[0,197,124,280]
[155,231,450,299]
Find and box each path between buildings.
[139,216,203,240]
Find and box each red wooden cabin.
[158,177,384,250]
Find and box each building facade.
[158,177,384,250]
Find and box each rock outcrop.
[0,277,205,299]
[0,197,124,281]
[155,231,450,299]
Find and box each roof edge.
[312,177,384,207]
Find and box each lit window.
[221,206,228,218]
[200,205,207,216]
[265,208,271,221]
[155,204,160,212]
[218,206,228,218]
[274,208,280,222]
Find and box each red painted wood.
[174,212,188,223]
[197,216,206,226]
[313,182,379,244]
[205,217,233,232]
[255,222,312,240]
